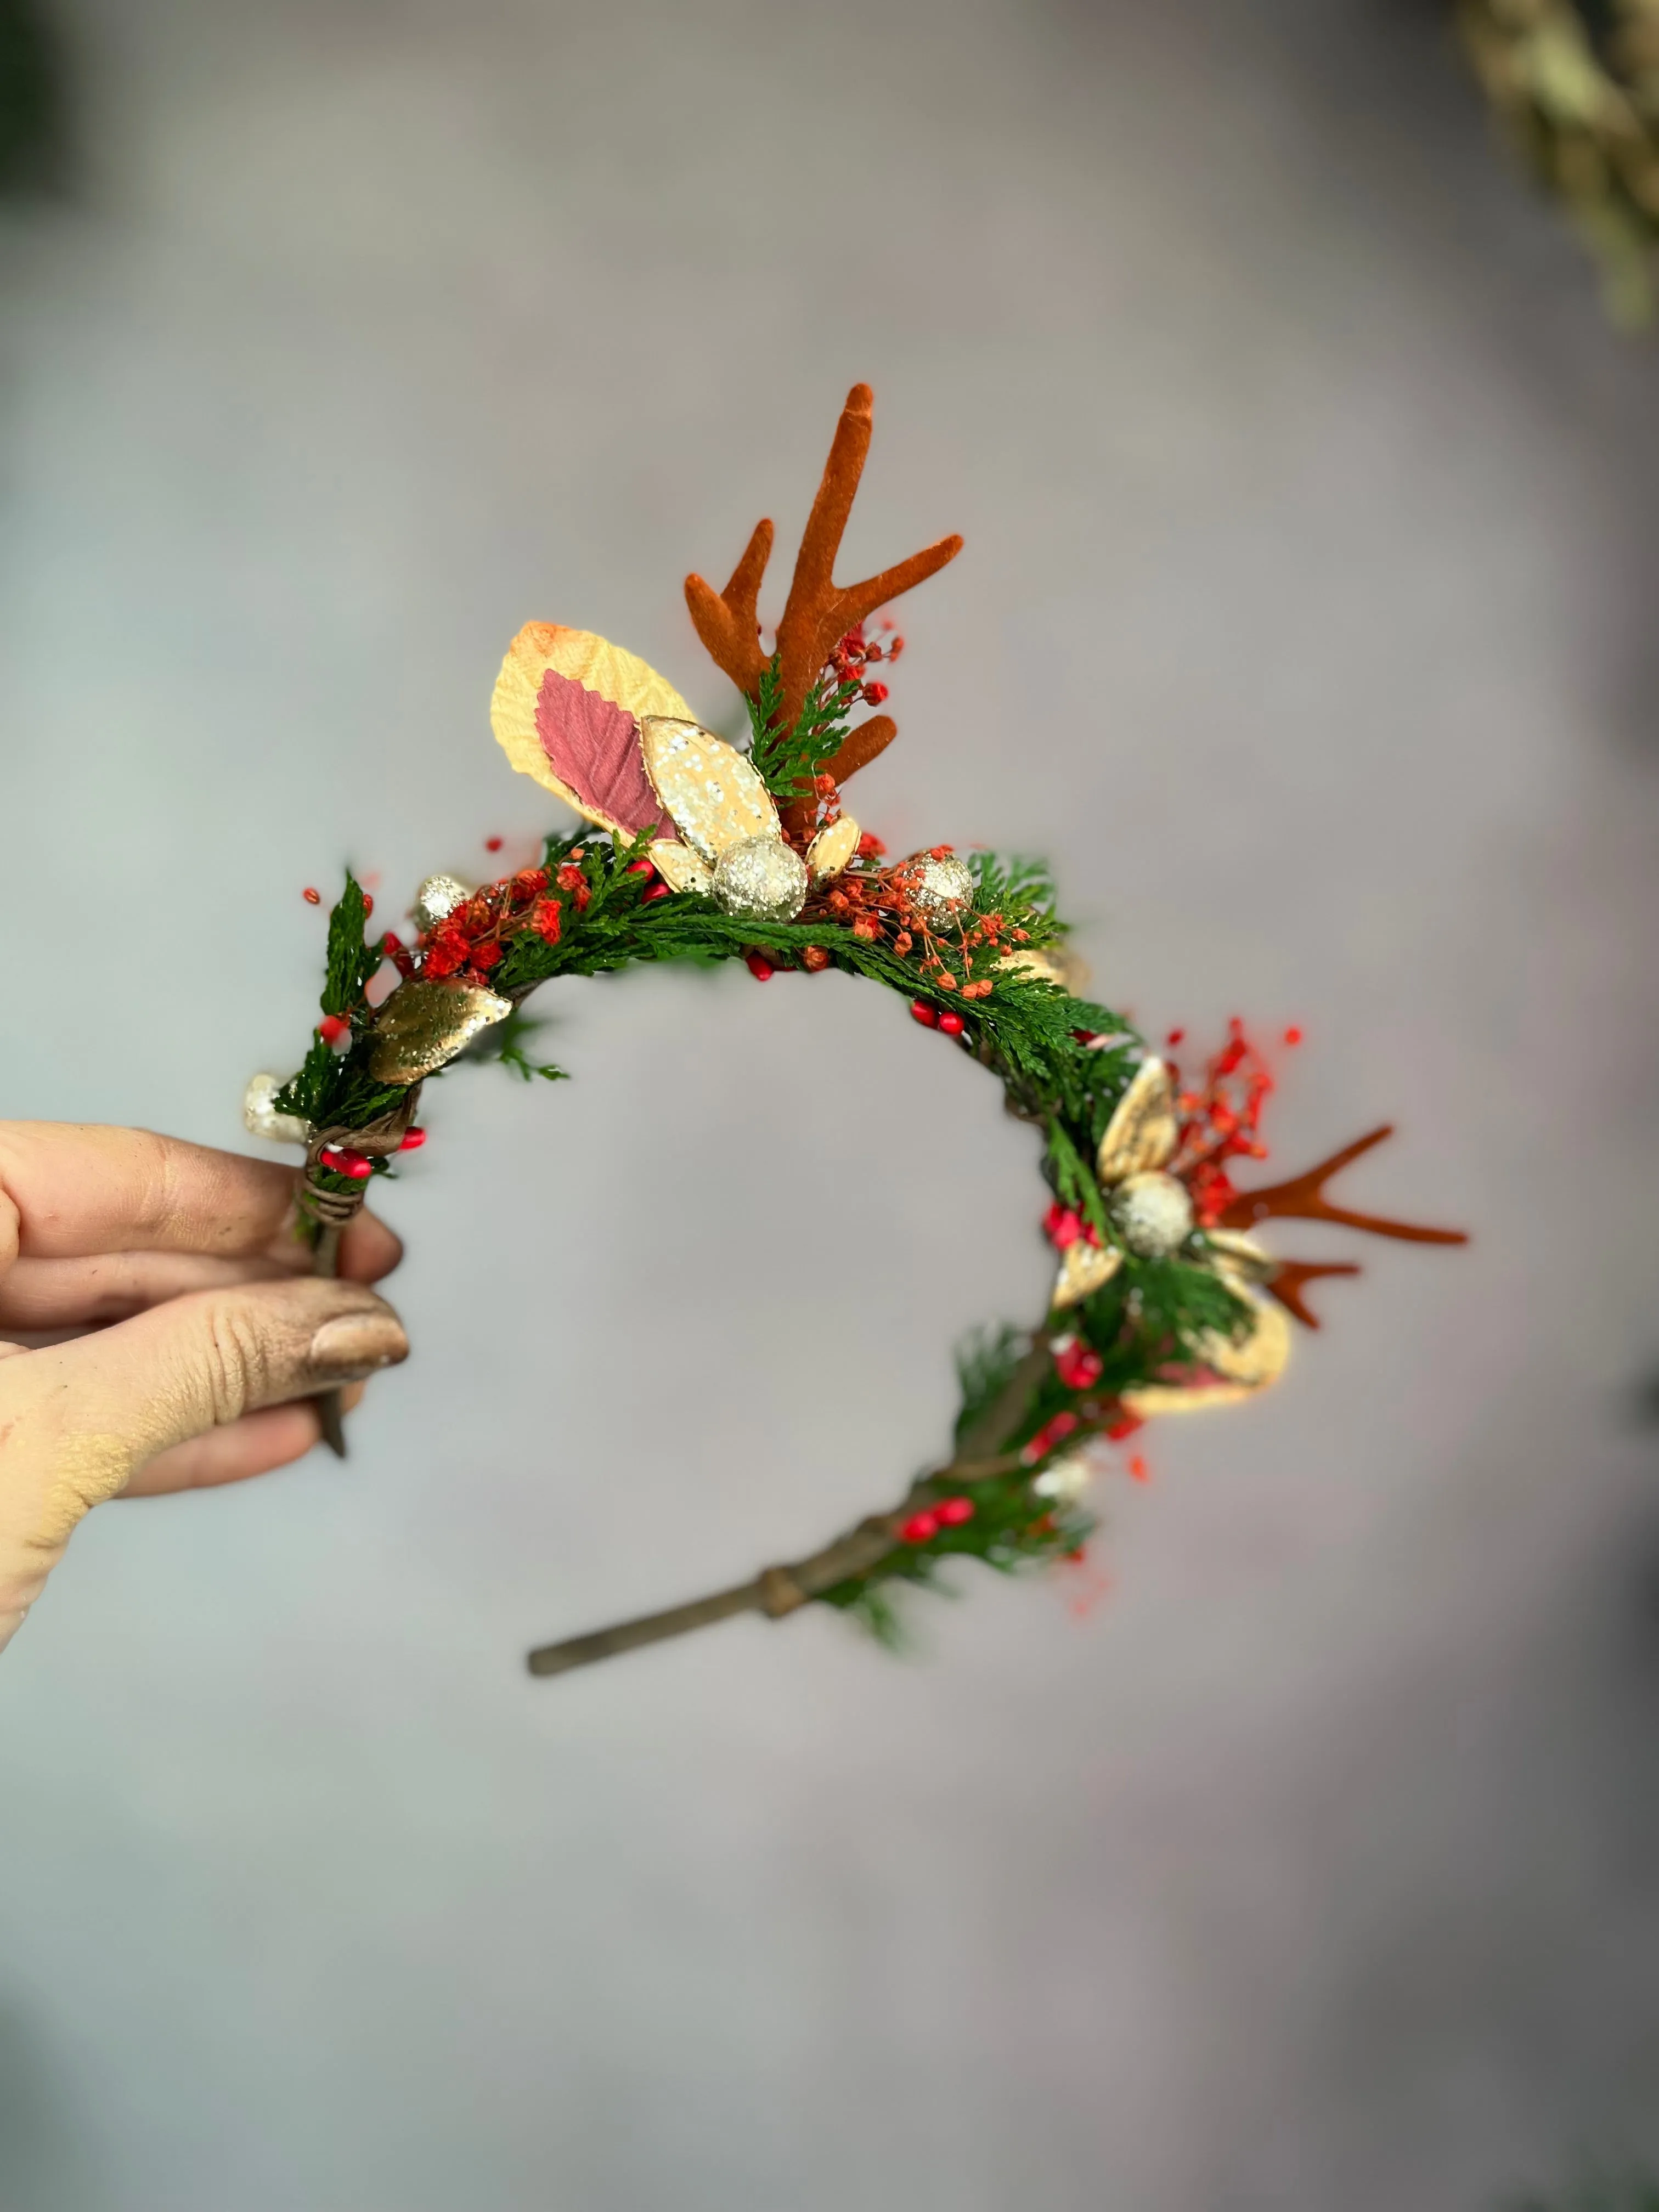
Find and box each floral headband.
[248,386,1465,1678]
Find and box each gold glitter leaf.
[368,981,514,1085]
[638,717,779,864]
[648,840,713,895]
[1095,1058,1178,1184]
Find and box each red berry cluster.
[414,851,668,989]
[1168,1018,1276,1228]
[900,1494,975,1544]
[1051,1336,1103,1391]
[1042,1201,1102,1252]
[317,1127,425,1182]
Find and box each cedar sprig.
[746,652,865,803]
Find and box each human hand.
[0,1122,407,1653]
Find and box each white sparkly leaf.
[242,1072,311,1146]
[638,717,779,864]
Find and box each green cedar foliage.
[744,653,866,802]
[282,831,1262,1639]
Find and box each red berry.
[1054,1341,1104,1391]
[485,836,504,853]
[899,1511,939,1544]
[1283,1025,1303,1046]
[627,858,654,876]
[938,1011,965,1036]
[363,894,374,918]
[935,1496,975,1527]
[338,1151,373,1182]
[318,1014,350,1046]
[1166,1027,1184,1046]
[318,1146,345,1172]
[1020,1410,1081,1465]
[1043,1203,1082,1250]
[644,881,672,901]
[380,930,403,952]
[397,1127,427,1152]
[302,887,321,905]
[910,1001,938,1027]
[1105,1412,1144,1442]
[746,952,774,981]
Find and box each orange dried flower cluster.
[807,842,1025,995]
[1168,1018,1275,1228]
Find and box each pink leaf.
[535,669,674,836]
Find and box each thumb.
[0,1275,407,1648]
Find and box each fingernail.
[307,1310,409,1380]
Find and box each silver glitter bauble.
[413,873,470,932]
[910,853,975,929]
[242,1071,312,1147]
[710,834,808,922]
[1109,1170,1195,1258]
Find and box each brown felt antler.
[1220,1125,1469,1245]
[684,383,963,826]
[1263,1259,1362,1329]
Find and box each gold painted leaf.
[638,716,780,864]
[805,815,860,884]
[490,623,693,831]
[1095,1057,1178,1184]
[1049,1240,1123,1312]
[1120,1291,1292,1415]
[1203,1228,1276,1286]
[1204,1295,1291,1390]
[368,981,514,1085]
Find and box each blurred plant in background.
[1504,2164,1659,2211]
[0,0,63,193]
[1460,0,1659,322]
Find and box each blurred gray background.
[3,2,1658,2208]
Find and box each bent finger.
[0,1122,402,1277]
[0,1276,407,1648]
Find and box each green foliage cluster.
[744,652,865,801]
[279,832,1254,1641]
[1460,0,1659,324]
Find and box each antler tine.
[684,516,775,702]
[1220,1125,1469,1244]
[774,383,964,729]
[1265,1260,1362,1329]
[825,713,897,783]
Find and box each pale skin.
[0,1122,408,1654]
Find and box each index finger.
[0,1122,400,1279]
